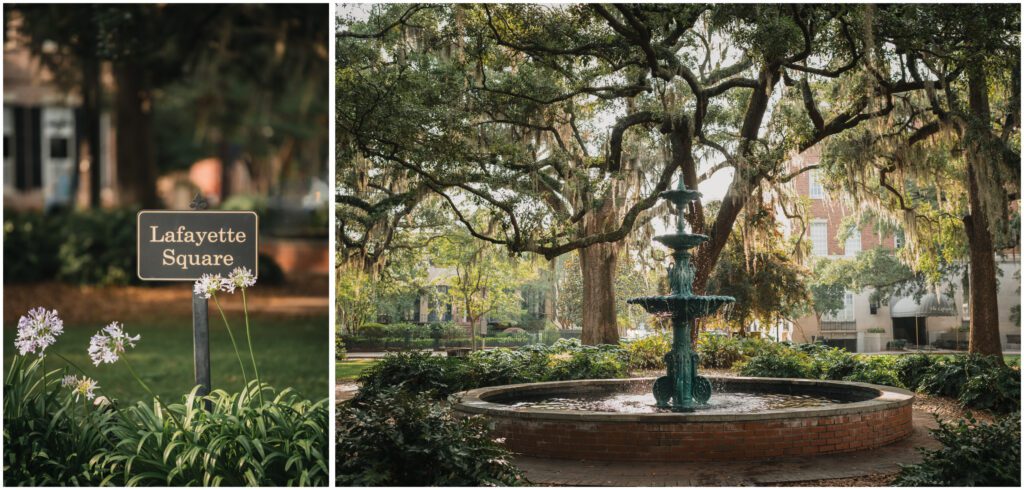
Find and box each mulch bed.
[4,275,328,325]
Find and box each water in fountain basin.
[504,387,855,414]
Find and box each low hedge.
[736,345,1020,414]
[354,339,627,401]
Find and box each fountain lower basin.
[454,376,914,462]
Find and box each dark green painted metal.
[627,178,735,412]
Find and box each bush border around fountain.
[454,376,915,462]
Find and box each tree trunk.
[114,63,160,208]
[963,64,1003,356]
[578,241,619,345]
[578,185,623,345]
[78,58,102,209]
[693,66,781,294]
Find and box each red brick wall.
[790,151,897,256]
[487,404,913,462]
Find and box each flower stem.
[241,288,265,406]
[212,293,250,390]
[41,355,47,415]
[122,355,185,433]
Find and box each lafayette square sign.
[137,210,258,281]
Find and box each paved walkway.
[513,408,941,486]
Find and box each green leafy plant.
[4,274,329,486]
[844,355,902,387]
[810,347,859,380]
[918,354,1020,412]
[894,354,935,390]
[356,339,626,402]
[336,334,347,361]
[4,210,137,285]
[696,334,745,369]
[92,384,328,486]
[336,387,525,486]
[737,347,815,378]
[2,356,117,486]
[622,332,670,370]
[894,412,1020,486]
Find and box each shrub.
[809,347,859,380]
[3,209,141,285]
[358,323,388,339]
[696,334,744,369]
[623,332,670,370]
[2,356,117,486]
[894,354,935,390]
[256,253,286,285]
[355,352,465,400]
[385,322,429,339]
[738,336,777,359]
[894,413,1020,486]
[844,355,902,387]
[336,334,347,361]
[958,363,1020,414]
[336,388,525,486]
[3,357,328,486]
[737,347,814,378]
[3,212,63,282]
[542,342,627,381]
[93,384,328,486]
[918,354,1021,412]
[887,339,908,351]
[356,339,627,401]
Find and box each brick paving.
[512,408,940,486]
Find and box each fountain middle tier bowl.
[654,233,708,251]
[627,294,735,318]
[454,377,914,463]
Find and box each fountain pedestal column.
[628,180,733,412]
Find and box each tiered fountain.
[454,174,915,464]
[626,180,733,412]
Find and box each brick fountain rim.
[454,376,914,423]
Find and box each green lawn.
[337,359,377,381]
[4,316,329,404]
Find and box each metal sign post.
[190,196,212,403]
[136,194,258,409]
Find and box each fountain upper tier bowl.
[454,377,914,462]
[627,294,735,317]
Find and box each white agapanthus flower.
[60,374,100,401]
[72,376,99,401]
[15,307,64,357]
[88,322,140,366]
[193,273,226,299]
[227,266,257,290]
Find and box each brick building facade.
[784,147,1021,352]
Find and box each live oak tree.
[706,204,810,336]
[429,224,536,351]
[807,258,849,337]
[820,5,1020,355]
[337,4,937,344]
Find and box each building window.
[49,137,69,159]
[825,291,856,322]
[844,229,861,257]
[810,220,828,256]
[809,169,825,199]
[894,231,904,249]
